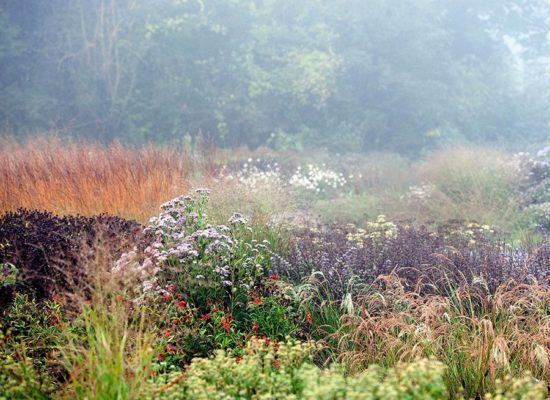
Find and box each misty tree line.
[0,0,548,153]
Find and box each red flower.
[272,360,280,369]
[176,300,187,309]
[200,314,211,321]
[51,294,60,303]
[251,321,260,333]
[157,353,165,361]
[172,318,180,326]
[269,274,280,280]
[165,344,176,355]
[165,284,174,291]
[305,311,312,325]
[221,317,230,332]
[161,293,171,301]
[252,297,262,305]
[163,329,172,338]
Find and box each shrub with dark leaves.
[274,221,550,300]
[517,147,550,230]
[0,209,148,307]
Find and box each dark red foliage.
[0,209,150,308]
[275,223,550,300]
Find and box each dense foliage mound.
[277,220,550,299]
[0,209,148,307]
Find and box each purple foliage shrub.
[275,221,549,300]
[0,209,148,307]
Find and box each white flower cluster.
[289,164,347,194]
[219,158,351,198]
[219,158,284,193]
[405,183,436,203]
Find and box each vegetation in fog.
[1,0,549,152]
[0,1,549,398]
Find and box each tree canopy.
[1,0,548,153]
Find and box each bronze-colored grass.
[334,274,550,398]
[0,136,211,223]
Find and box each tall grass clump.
[56,239,158,400]
[0,136,202,222]
[59,299,156,399]
[410,147,521,229]
[333,276,550,398]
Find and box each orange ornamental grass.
[0,136,209,223]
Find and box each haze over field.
[1,0,549,153]
[1,3,550,399]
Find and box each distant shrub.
[217,157,351,203]
[517,147,550,231]
[289,164,349,198]
[218,158,287,194]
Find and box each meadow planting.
[0,139,549,399]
